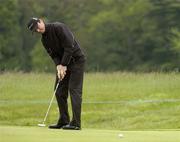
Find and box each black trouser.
[54,58,85,128]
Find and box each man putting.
[27,18,86,130]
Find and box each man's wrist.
[56,64,67,70]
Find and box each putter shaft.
[41,81,60,125]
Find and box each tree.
[86,0,158,71]
[17,0,44,71]
[30,40,54,72]
[0,0,21,71]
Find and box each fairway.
[0,126,180,142]
[1,72,180,130]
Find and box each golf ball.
[118,133,124,138]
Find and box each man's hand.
[57,65,67,80]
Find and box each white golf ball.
[118,133,124,138]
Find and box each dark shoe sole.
[62,125,81,130]
[49,124,68,129]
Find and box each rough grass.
[0,72,180,130]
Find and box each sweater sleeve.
[41,39,61,66]
[55,24,75,66]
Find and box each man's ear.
[39,18,44,23]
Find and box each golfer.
[27,18,86,130]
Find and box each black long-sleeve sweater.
[41,22,85,66]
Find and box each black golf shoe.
[62,124,81,130]
[49,123,67,129]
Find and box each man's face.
[36,20,45,33]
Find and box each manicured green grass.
[0,72,180,130]
[1,126,180,142]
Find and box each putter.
[38,80,60,127]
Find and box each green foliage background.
[0,0,180,72]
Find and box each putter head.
[38,123,46,127]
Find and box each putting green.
[0,126,180,142]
